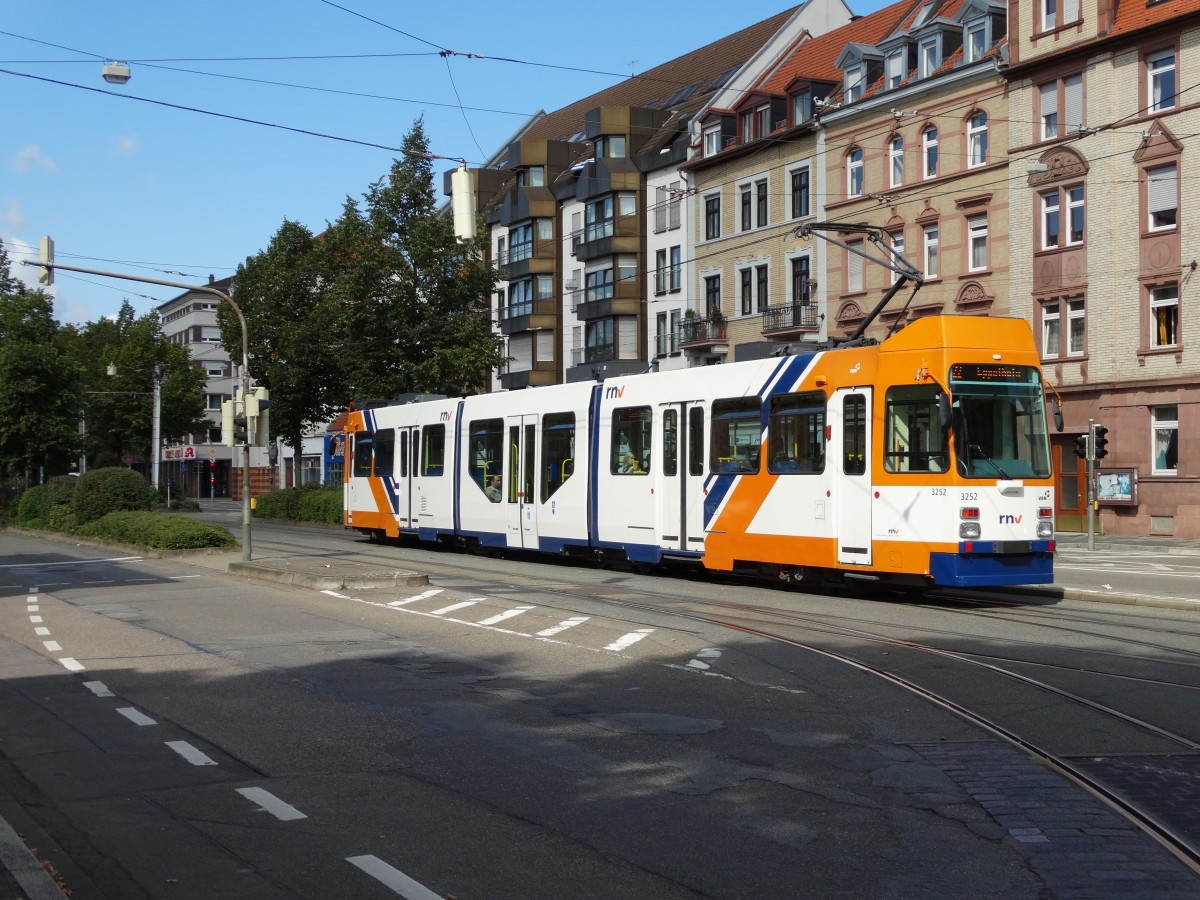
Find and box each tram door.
[833,389,873,566]
[505,417,538,549]
[396,426,419,530]
[657,402,707,554]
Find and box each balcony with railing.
[573,211,640,262]
[497,298,557,335]
[679,315,728,352]
[760,301,819,339]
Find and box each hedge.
[254,485,342,525]
[76,511,238,550]
[72,467,157,525]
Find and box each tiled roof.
[493,6,802,155]
[758,0,919,93]
[1108,0,1200,38]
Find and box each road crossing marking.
[536,616,590,637]
[687,648,723,670]
[236,787,307,821]
[42,640,61,652]
[34,627,50,637]
[83,681,114,698]
[117,707,156,727]
[58,658,85,672]
[477,606,534,626]
[429,600,481,616]
[604,629,655,653]
[388,588,444,607]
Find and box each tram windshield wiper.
[968,444,1012,479]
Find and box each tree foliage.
[225,118,502,449]
[0,240,83,481]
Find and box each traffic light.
[1092,424,1109,460]
[1073,433,1089,460]
[37,236,54,286]
[221,393,246,447]
[245,386,272,447]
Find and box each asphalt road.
[1,519,1198,899]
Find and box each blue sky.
[1,1,885,325]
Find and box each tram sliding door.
[396,426,418,531]
[505,417,538,549]
[657,402,707,555]
[833,389,872,566]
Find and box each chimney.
[208,274,215,285]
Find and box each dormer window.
[793,90,813,124]
[527,166,545,187]
[756,105,771,137]
[703,125,721,157]
[918,35,940,78]
[885,50,906,90]
[845,65,864,102]
[964,18,988,62]
[741,110,754,144]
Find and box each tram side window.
[711,397,762,474]
[663,410,678,477]
[353,432,374,478]
[421,424,445,476]
[844,395,867,475]
[374,429,395,478]
[611,407,652,475]
[689,408,705,476]
[883,386,948,473]
[541,412,575,501]
[468,418,504,502]
[768,392,826,474]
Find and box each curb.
[227,560,427,592]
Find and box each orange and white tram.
[343,315,1056,588]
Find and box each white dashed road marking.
[604,629,654,653]
[536,616,590,637]
[346,855,444,899]
[387,589,444,607]
[42,640,61,652]
[59,658,85,672]
[236,787,307,821]
[166,741,217,766]
[687,648,723,670]
[429,600,481,616]
[477,606,534,626]
[117,708,157,727]
[83,681,114,698]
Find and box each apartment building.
[1005,0,1200,535]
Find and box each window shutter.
[617,318,638,359]
[848,243,863,292]
[1063,75,1083,133]
[1040,82,1058,124]
[509,334,533,370]
[655,187,667,233]
[1148,165,1177,213]
[1062,0,1079,23]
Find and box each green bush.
[72,467,157,525]
[254,484,342,524]
[77,511,239,550]
[16,485,46,526]
[298,486,343,525]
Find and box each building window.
[668,182,681,230]
[890,230,905,283]
[1040,74,1083,140]
[703,125,721,156]
[705,195,721,240]
[1039,82,1058,139]
[756,105,771,138]
[1152,405,1179,474]
[1147,164,1178,231]
[536,273,554,301]
[1042,297,1085,357]
[655,249,667,295]
[845,65,864,102]
[617,255,636,286]
[206,393,223,410]
[848,147,864,197]
[1041,185,1084,249]
[669,245,682,291]
[756,179,768,228]
[848,240,864,293]
[741,110,754,145]
[654,186,667,233]
[586,318,615,363]
[585,268,614,303]
[919,35,940,78]
[1147,49,1176,113]
[509,279,533,317]
[1042,0,1057,31]
[704,275,722,318]
[740,185,753,231]
[792,256,811,304]
[967,214,988,271]
[885,50,906,90]
[1149,282,1179,348]
[791,167,810,218]
[740,268,753,315]
[923,127,938,179]
[965,18,987,62]
[585,196,614,242]
[756,264,769,312]
[536,218,553,241]
[793,90,813,124]
[526,166,545,186]
[967,112,988,167]
[889,136,904,187]
[923,225,939,279]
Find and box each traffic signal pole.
[22,255,254,561]
[1086,418,1096,552]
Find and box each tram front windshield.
[949,362,1051,479]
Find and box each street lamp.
[102,61,131,85]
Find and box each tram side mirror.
[938,394,952,430]
[1049,395,1064,432]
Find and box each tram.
[343,314,1057,588]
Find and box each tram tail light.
[959,506,981,540]
[1037,506,1055,540]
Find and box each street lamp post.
[23,257,255,561]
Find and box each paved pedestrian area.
[914,740,1200,898]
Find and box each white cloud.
[9,144,58,174]
[112,135,139,157]
[1,233,39,290]
[1,198,27,231]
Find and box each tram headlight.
[1037,520,1054,539]
[959,522,981,540]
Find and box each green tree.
[60,301,208,473]
[0,240,82,482]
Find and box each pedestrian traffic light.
[1073,433,1089,460]
[1092,424,1109,460]
[221,394,246,446]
